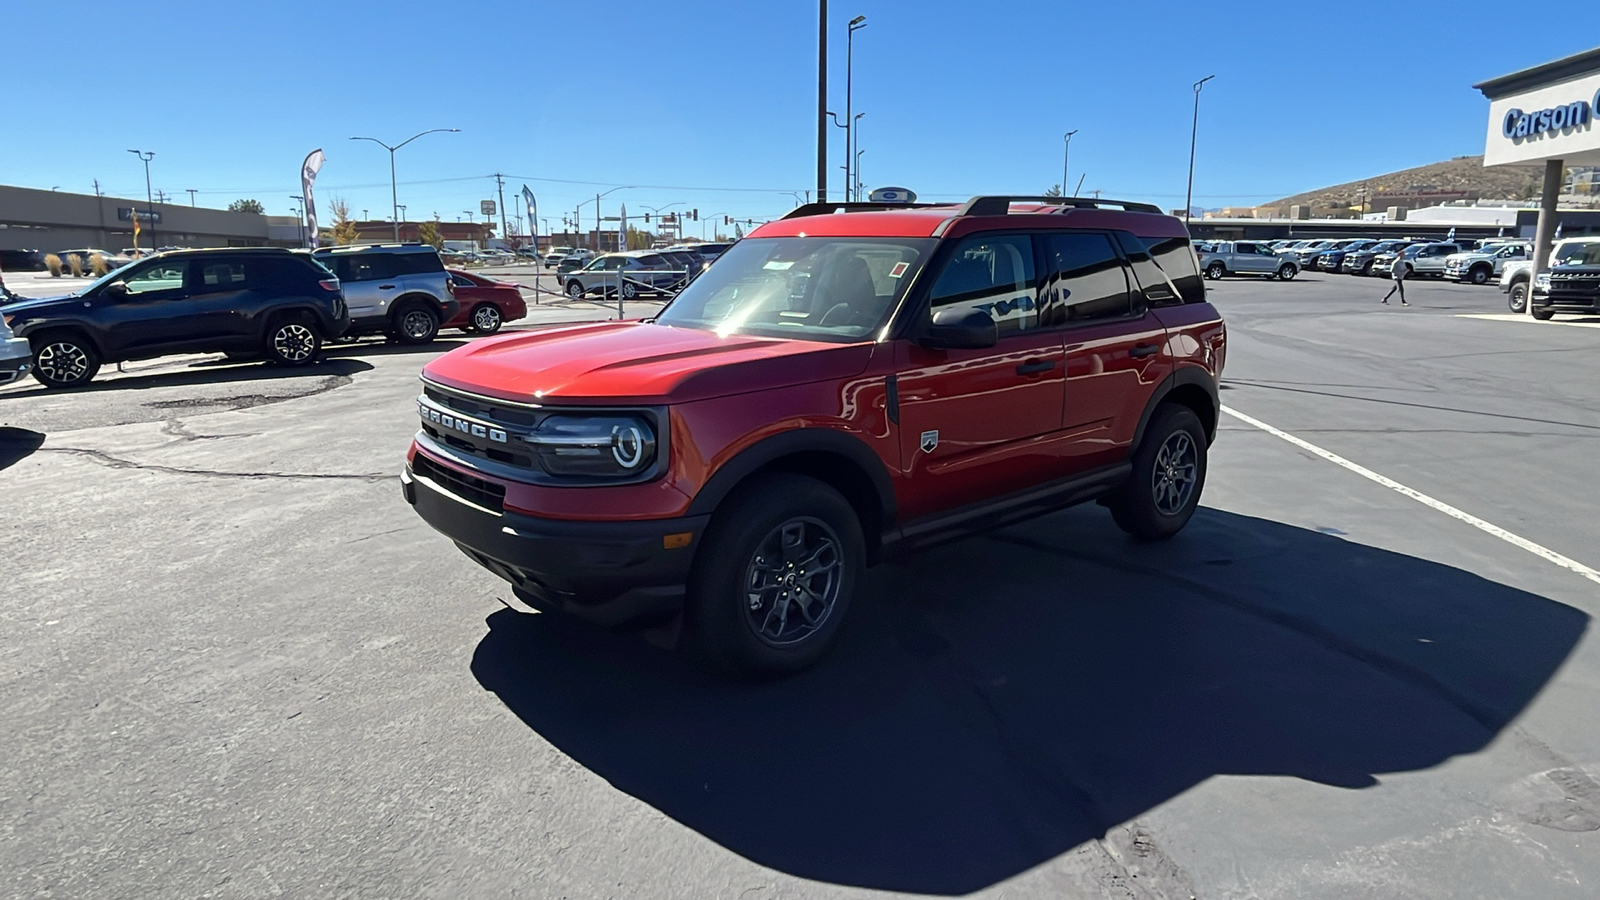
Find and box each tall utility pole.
[494,173,509,244]
[127,149,156,248]
[845,15,866,201]
[1062,130,1077,196]
[817,0,828,203]
[349,128,461,242]
[1185,75,1215,225]
[186,188,197,207]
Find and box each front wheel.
[688,474,864,677]
[32,333,101,389]
[468,303,503,334]
[1277,264,1297,280]
[1109,405,1207,540]
[1469,266,1491,285]
[265,317,321,366]
[1508,283,1528,313]
[1204,262,1225,280]
[1532,307,1555,320]
[566,279,586,299]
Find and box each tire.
[1205,262,1225,280]
[1532,307,1555,320]
[688,473,864,677]
[1277,264,1297,280]
[468,303,503,334]
[31,332,101,389]
[1469,266,1491,285]
[1108,405,1207,540]
[264,315,322,366]
[566,279,586,299]
[1508,282,1528,313]
[391,302,440,345]
[621,280,638,300]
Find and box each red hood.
[422,321,874,405]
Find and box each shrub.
[45,254,63,277]
[91,254,111,277]
[66,253,85,277]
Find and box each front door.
[94,259,193,357]
[895,232,1065,519]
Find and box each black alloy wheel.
[32,334,100,388]
[1108,404,1208,540]
[1508,283,1528,313]
[689,473,863,677]
[266,318,321,366]
[1470,266,1491,285]
[393,303,440,345]
[470,304,503,334]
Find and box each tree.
[228,198,265,214]
[326,197,360,246]
[415,220,443,251]
[625,226,654,251]
[1044,184,1063,197]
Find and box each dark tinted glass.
[1041,232,1133,325]
[1136,235,1204,306]
[199,260,247,288]
[393,251,444,275]
[928,233,1038,333]
[339,254,400,282]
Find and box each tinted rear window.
[393,251,444,275]
[1137,234,1206,306]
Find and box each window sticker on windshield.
[763,260,794,270]
[889,261,909,278]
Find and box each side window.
[1040,232,1134,326]
[199,260,247,290]
[449,272,474,288]
[927,234,1037,333]
[123,261,188,295]
[1236,242,1256,254]
[1135,235,1204,306]
[343,254,400,282]
[395,252,444,275]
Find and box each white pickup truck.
[1196,240,1299,280]
[1499,237,1600,312]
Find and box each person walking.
[1382,250,1411,306]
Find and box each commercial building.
[0,185,301,254]
[1475,47,1600,307]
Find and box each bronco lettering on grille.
[419,400,508,443]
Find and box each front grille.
[424,384,539,426]
[413,454,506,513]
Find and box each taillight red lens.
[319,278,341,292]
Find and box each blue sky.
[8,0,1595,229]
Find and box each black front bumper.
[403,461,708,628]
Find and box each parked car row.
[1195,235,1534,285]
[0,243,528,390]
[554,243,732,300]
[1500,235,1600,317]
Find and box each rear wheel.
[1277,263,1297,280]
[31,333,100,389]
[1205,262,1225,280]
[468,303,503,334]
[688,474,863,677]
[1508,282,1528,313]
[1109,405,1207,540]
[392,302,439,345]
[264,315,321,366]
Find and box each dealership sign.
[116,208,162,224]
[1501,88,1599,139]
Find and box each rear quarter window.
[1136,235,1206,306]
[394,251,445,275]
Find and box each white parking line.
[1457,313,1600,329]
[1221,405,1600,587]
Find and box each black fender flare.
[19,320,105,357]
[1131,365,1221,450]
[686,428,897,527]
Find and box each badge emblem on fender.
[920,430,939,453]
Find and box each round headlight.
[527,415,657,477]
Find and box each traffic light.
[692,209,699,221]
[724,216,731,225]
[643,212,650,223]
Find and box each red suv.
[404,196,1225,675]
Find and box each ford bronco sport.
[404,196,1226,675]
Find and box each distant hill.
[1267,156,1547,210]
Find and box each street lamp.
[846,14,867,202]
[855,149,865,199]
[1062,130,1078,197]
[127,149,156,247]
[349,128,461,241]
[290,194,306,246]
[1185,75,1215,225]
[577,186,634,251]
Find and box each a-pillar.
[1530,158,1563,316]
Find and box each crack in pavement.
[37,446,396,482]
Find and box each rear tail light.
[319,277,341,292]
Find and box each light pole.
[290,194,306,246]
[643,201,685,240]
[855,149,865,199]
[851,112,865,201]
[817,0,828,203]
[1185,75,1215,225]
[1062,130,1077,197]
[846,15,867,201]
[127,149,156,247]
[349,128,460,241]
[398,205,407,240]
[577,186,633,251]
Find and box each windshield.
[1554,243,1597,265]
[656,236,935,342]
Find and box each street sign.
[480,200,496,216]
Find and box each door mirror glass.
[919,306,998,350]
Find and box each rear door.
[179,256,259,347]
[1049,231,1173,468]
[894,232,1065,517]
[330,253,402,323]
[1233,242,1269,273]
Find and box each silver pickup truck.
[1443,242,1530,285]
[1197,240,1299,280]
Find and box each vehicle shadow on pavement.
[0,426,45,471]
[469,505,1588,895]
[0,357,374,398]
[319,338,472,358]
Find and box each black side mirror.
[103,282,128,299]
[919,306,998,350]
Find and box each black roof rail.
[958,195,1164,216]
[781,201,947,220]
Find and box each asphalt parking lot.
[3,272,1598,898]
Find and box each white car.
[1,306,33,387]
